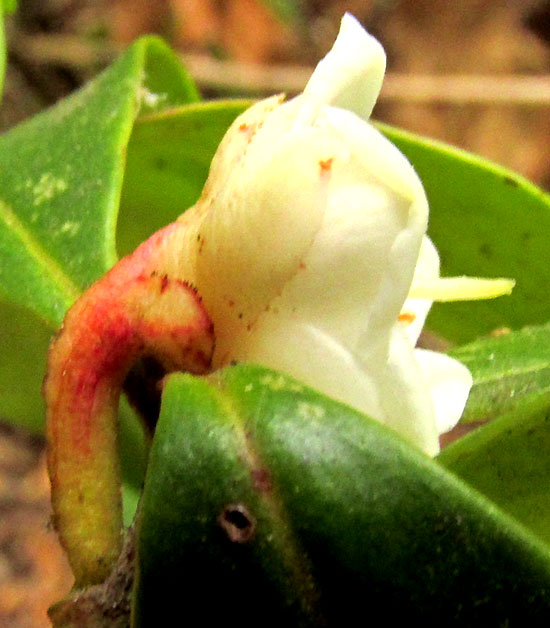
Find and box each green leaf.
[449,322,550,423]
[379,122,550,344]
[0,36,197,327]
[437,323,550,546]
[1,1,17,13]
[0,302,50,430]
[134,365,550,626]
[438,392,550,546]
[0,36,198,432]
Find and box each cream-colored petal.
[229,317,385,422]
[372,326,440,456]
[269,107,429,359]
[301,13,386,121]
[414,348,473,435]
[399,236,440,345]
[270,181,409,349]
[197,120,340,363]
[200,95,285,200]
[321,111,428,359]
[170,16,478,457]
[322,107,428,210]
[357,225,426,365]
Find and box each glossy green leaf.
[0,36,197,431]
[379,122,550,344]
[0,36,197,327]
[1,1,16,12]
[0,302,50,429]
[436,323,550,546]
[134,366,550,626]
[438,392,550,546]
[450,322,550,423]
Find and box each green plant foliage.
[450,322,550,423]
[1,1,17,12]
[430,323,550,545]
[438,392,550,546]
[379,123,550,344]
[0,36,197,432]
[134,366,550,626]
[0,37,197,328]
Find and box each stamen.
[408,277,515,302]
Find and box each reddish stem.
[44,223,214,586]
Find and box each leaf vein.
[0,197,81,306]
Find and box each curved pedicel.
[44,223,214,586]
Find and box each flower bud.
[180,13,514,455]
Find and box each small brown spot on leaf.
[490,327,511,338]
[219,504,256,543]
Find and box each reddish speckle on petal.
[398,312,416,325]
[238,122,259,145]
[319,158,334,174]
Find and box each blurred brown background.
[2,1,550,625]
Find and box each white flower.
[173,14,513,456]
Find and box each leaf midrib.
[461,361,550,387]
[0,197,80,307]
[218,385,325,622]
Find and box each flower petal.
[301,13,386,120]
[414,348,473,435]
[265,112,429,355]
[268,181,409,349]
[195,102,341,362]
[399,236,440,345]
[372,326,440,455]
[229,317,385,422]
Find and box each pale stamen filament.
[408,277,515,302]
